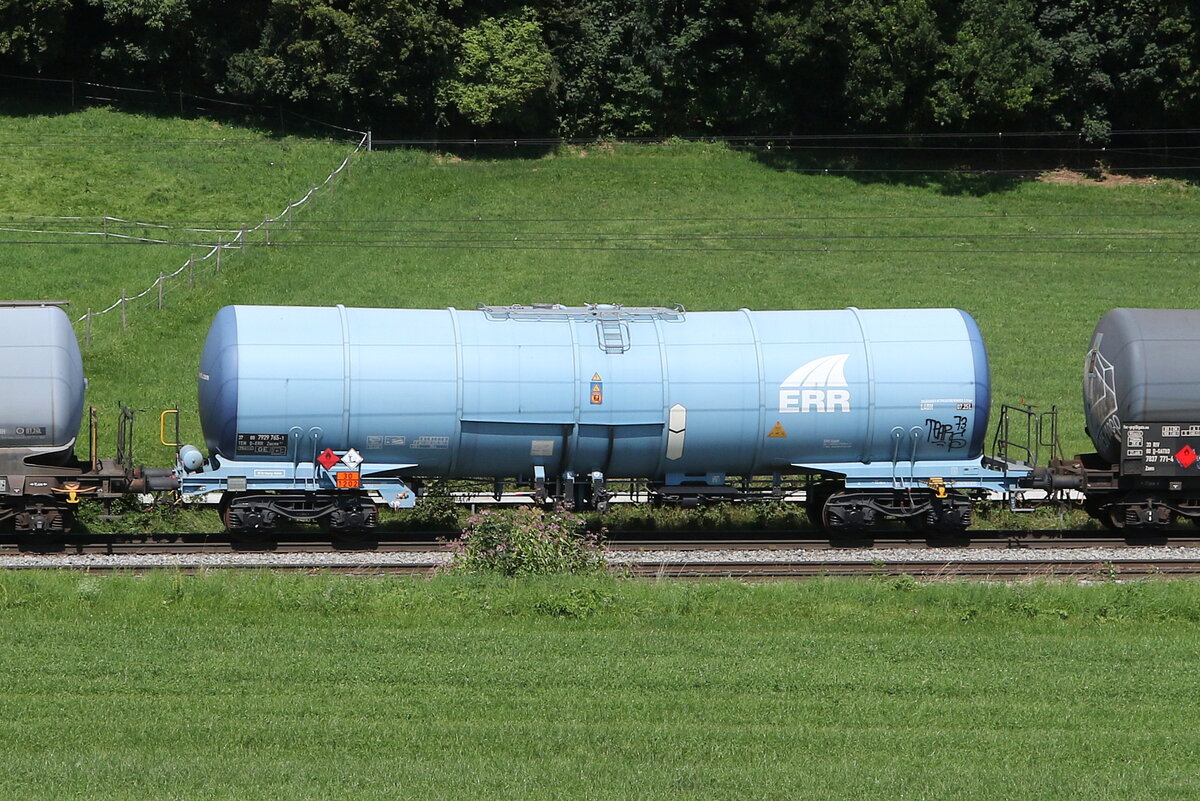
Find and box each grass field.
[0,108,354,314]
[1,571,1199,800]
[2,109,1200,468]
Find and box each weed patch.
[448,507,606,576]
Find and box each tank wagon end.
[0,301,177,539]
[1033,308,1200,530]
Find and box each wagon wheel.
[1104,505,1126,531]
[820,491,877,535]
[1083,497,1121,531]
[804,481,841,529]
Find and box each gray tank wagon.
[0,302,176,539]
[0,302,86,459]
[1030,308,1200,529]
[1083,308,1200,464]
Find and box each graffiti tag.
[926,416,968,450]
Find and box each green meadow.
[2,109,1200,466]
[1,572,1199,800]
[4,111,1200,799]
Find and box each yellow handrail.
[160,409,180,447]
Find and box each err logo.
[778,354,851,413]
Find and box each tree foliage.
[1,0,1197,138]
[437,10,552,128]
[222,0,459,123]
[0,0,72,68]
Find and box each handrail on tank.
[160,409,181,448]
[478,302,686,322]
[992,403,1062,467]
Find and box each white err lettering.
[779,388,851,413]
[825,389,851,412]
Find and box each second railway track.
[4,530,1200,581]
[4,528,1197,555]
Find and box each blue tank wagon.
[177,303,1031,534]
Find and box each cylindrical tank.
[198,304,990,480]
[1084,308,1200,463]
[0,303,85,461]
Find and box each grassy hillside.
[0,108,353,317]
[3,110,1199,464]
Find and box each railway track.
[1,529,1195,555]
[2,530,1200,581]
[630,560,1200,579]
[0,554,1195,580]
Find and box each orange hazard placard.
[336,471,361,488]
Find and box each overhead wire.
[3,211,1198,227]
[1,239,1193,256]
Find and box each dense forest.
[2,0,1197,139]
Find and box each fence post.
[121,290,127,330]
[188,258,194,288]
[241,225,247,248]
[265,221,271,245]
[158,274,164,309]
[215,239,221,273]
[85,309,91,348]
[367,130,372,152]
[103,217,108,242]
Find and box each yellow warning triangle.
[592,373,602,382]
[768,421,788,439]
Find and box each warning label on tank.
[235,433,288,457]
[767,422,787,439]
[412,436,449,450]
[1122,423,1200,476]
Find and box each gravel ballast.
[2,546,1200,570]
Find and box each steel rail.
[2,558,1197,580]
[0,527,1195,553]
[2,528,1196,555]
[625,560,1200,580]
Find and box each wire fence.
[1,73,370,342]
[68,131,367,343]
[0,73,367,140]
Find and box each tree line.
[2,0,1197,140]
